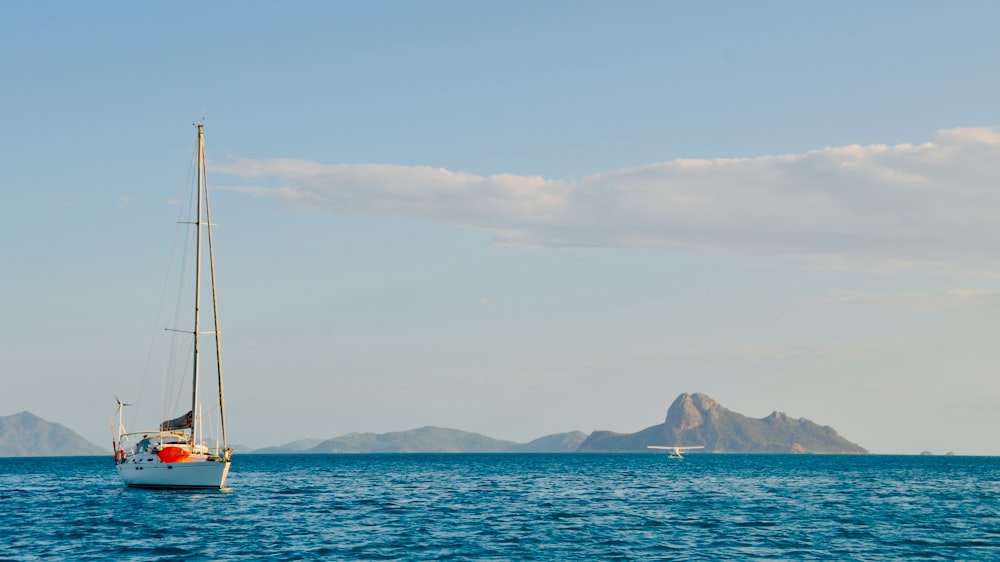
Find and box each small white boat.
[113,123,232,488]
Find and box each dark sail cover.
[160,410,193,431]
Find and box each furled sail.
[160,410,193,431]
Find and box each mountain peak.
[766,410,789,422]
[0,411,107,457]
[664,392,723,430]
[580,392,867,453]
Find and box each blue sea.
[1,454,997,560]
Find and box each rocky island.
[579,393,867,454]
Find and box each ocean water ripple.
[0,454,997,560]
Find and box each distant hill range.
[253,393,864,454]
[1,393,866,456]
[254,428,589,454]
[579,393,867,454]
[0,411,107,457]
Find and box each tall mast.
[203,128,228,452]
[191,122,205,443]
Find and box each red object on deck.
[157,446,191,463]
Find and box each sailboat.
[113,122,232,488]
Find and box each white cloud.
[217,161,572,226]
[214,127,1000,271]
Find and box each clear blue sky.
[3,1,1000,454]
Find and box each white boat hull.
[116,453,230,489]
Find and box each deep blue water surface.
[1,454,997,560]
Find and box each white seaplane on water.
[647,445,704,458]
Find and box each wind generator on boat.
[112,122,232,488]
